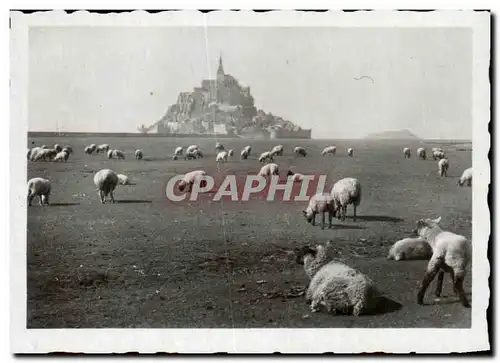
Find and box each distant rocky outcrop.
[364,129,420,140]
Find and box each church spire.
[217,52,225,76]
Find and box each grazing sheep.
[93,169,119,204]
[438,158,449,177]
[302,193,335,229]
[347,148,354,157]
[33,148,57,162]
[108,149,125,160]
[258,151,274,163]
[216,151,229,163]
[172,155,179,160]
[96,144,110,153]
[53,144,62,152]
[321,146,336,156]
[243,145,252,156]
[135,149,143,160]
[240,148,250,160]
[186,145,199,154]
[295,241,381,316]
[228,149,234,157]
[53,150,69,162]
[28,147,42,161]
[331,177,362,222]
[185,149,203,160]
[178,170,208,193]
[117,174,131,185]
[457,167,472,187]
[294,146,307,157]
[271,144,284,156]
[417,147,427,160]
[257,163,279,178]
[84,146,94,155]
[387,237,433,261]
[403,147,411,158]
[62,145,73,154]
[215,142,225,152]
[432,147,444,154]
[174,147,184,156]
[433,150,446,160]
[287,170,304,182]
[414,216,471,308]
[27,177,51,206]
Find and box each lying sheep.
[135,149,143,160]
[433,150,445,160]
[186,145,199,154]
[27,177,51,206]
[54,144,62,152]
[96,144,110,153]
[331,177,362,222]
[321,146,336,156]
[271,144,284,156]
[53,150,69,162]
[215,142,225,152]
[258,163,279,179]
[347,148,354,157]
[387,237,433,261]
[216,151,228,163]
[258,151,274,163]
[457,167,472,187]
[403,147,411,158]
[438,158,449,177]
[184,149,203,160]
[228,149,234,157]
[117,174,131,185]
[93,169,119,204]
[174,147,184,156]
[178,170,208,193]
[107,149,125,160]
[295,241,381,316]
[302,193,335,229]
[294,146,307,157]
[417,147,426,160]
[414,216,471,308]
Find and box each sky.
[28,26,472,139]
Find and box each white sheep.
[53,144,62,152]
[53,150,69,162]
[271,144,284,156]
[417,147,427,160]
[321,146,336,156]
[228,149,234,157]
[62,146,73,155]
[347,148,354,157]
[240,148,250,160]
[184,149,203,160]
[216,151,228,163]
[387,237,433,261]
[403,147,411,158]
[457,167,472,187]
[215,142,225,152]
[331,177,362,222]
[174,147,184,156]
[93,169,119,204]
[295,241,381,316]
[414,216,471,308]
[186,145,199,154]
[117,174,131,185]
[28,147,42,161]
[287,170,304,182]
[108,149,125,160]
[294,146,307,157]
[27,177,51,206]
[177,170,208,193]
[33,148,57,162]
[243,145,252,156]
[135,149,143,160]
[433,150,446,160]
[257,163,279,179]
[302,193,335,229]
[96,144,110,153]
[84,146,93,155]
[438,158,449,177]
[258,151,274,163]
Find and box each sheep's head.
[287,170,294,177]
[414,217,442,237]
[295,245,317,265]
[302,207,314,223]
[178,181,187,192]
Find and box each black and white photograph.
[9,9,490,353]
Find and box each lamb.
[53,144,62,152]
[433,150,446,160]
[321,146,336,156]
[271,144,284,156]
[387,237,433,261]
[294,146,307,157]
[117,174,131,185]
[135,149,143,160]
[107,149,125,160]
[330,177,362,222]
[184,149,203,160]
[27,177,51,206]
[186,145,199,154]
[457,167,472,187]
[96,144,110,153]
[177,170,208,193]
[174,147,184,156]
[53,150,69,162]
[417,147,427,160]
[228,149,234,157]
[93,169,119,204]
[347,148,354,157]
[438,158,449,177]
[216,151,228,163]
[302,193,335,229]
[403,147,411,158]
[215,142,225,152]
[287,170,304,182]
[257,163,279,179]
[295,241,381,316]
[258,151,274,163]
[413,216,471,308]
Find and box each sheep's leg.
[110,190,115,203]
[417,257,443,305]
[311,212,316,226]
[28,192,33,207]
[328,211,333,229]
[321,212,325,230]
[342,206,347,221]
[353,205,357,222]
[98,190,105,204]
[38,195,43,206]
[453,270,471,308]
[434,270,445,297]
[44,194,50,205]
[468,179,472,187]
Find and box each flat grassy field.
[27,136,472,328]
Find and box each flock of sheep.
[26,140,473,318]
